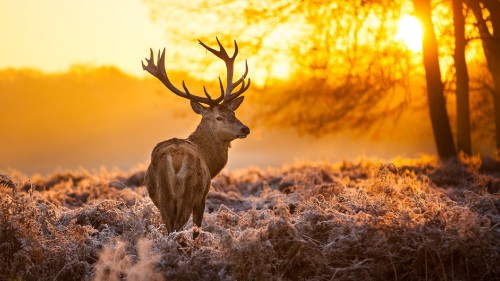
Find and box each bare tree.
[468,0,500,156]
[143,0,413,136]
[245,0,413,135]
[453,0,472,155]
[413,0,457,159]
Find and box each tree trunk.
[452,0,472,155]
[413,0,457,159]
[494,75,500,157]
[470,0,500,157]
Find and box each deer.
[142,38,251,239]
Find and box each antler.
[142,38,250,107]
[198,37,251,104]
[142,48,219,106]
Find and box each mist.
[0,66,456,176]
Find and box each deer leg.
[192,199,206,239]
[160,200,176,233]
[173,198,191,232]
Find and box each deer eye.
[216,117,223,121]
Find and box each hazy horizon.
[0,66,446,176]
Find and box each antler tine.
[224,78,251,103]
[231,39,239,59]
[198,38,250,104]
[142,47,218,106]
[198,37,231,60]
[141,48,155,74]
[222,41,250,103]
[203,86,212,100]
[232,59,249,89]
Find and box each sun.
[395,15,423,52]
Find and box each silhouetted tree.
[453,0,472,155]
[413,0,457,159]
[468,0,500,156]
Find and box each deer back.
[145,138,211,207]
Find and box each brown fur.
[145,99,249,238]
[142,39,250,238]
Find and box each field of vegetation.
[1,156,499,281]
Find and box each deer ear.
[227,96,245,111]
[191,101,208,115]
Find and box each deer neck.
[188,121,230,178]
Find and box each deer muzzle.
[238,126,250,139]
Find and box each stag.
[142,38,250,238]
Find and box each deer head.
[142,38,250,141]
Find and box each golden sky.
[0,0,427,79]
[6,0,490,175]
[0,0,165,76]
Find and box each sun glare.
[271,59,293,80]
[395,15,423,52]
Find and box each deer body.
[142,38,250,238]
[146,138,211,233]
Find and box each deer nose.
[241,126,250,135]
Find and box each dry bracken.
[0,157,498,280]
